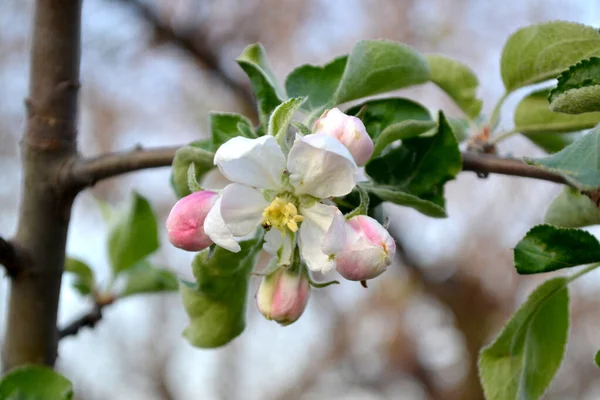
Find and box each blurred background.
[2,0,600,399]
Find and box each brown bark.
[2,0,82,369]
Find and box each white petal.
[263,230,294,266]
[298,203,339,273]
[200,168,230,190]
[287,133,357,198]
[322,208,346,256]
[203,198,241,252]
[214,136,286,190]
[220,183,267,236]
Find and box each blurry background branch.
[58,296,115,340]
[114,0,257,117]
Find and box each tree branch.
[461,151,571,186]
[65,145,571,190]
[0,237,21,278]
[68,145,181,189]
[2,0,82,370]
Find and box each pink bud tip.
[314,108,374,166]
[256,268,310,326]
[166,190,218,251]
[336,215,396,281]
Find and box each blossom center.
[262,197,304,234]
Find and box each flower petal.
[220,183,268,236]
[203,198,241,252]
[263,230,294,266]
[322,208,346,256]
[214,136,286,190]
[298,203,340,273]
[287,133,357,198]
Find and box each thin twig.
[58,297,114,340]
[461,151,571,186]
[0,237,20,278]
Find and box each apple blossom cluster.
[166,108,395,325]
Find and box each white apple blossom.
[204,133,356,273]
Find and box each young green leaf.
[425,54,482,119]
[514,224,600,274]
[0,365,74,400]
[107,192,159,275]
[268,97,306,148]
[595,350,600,368]
[236,43,284,126]
[501,21,600,92]
[515,89,600,134]
[346,97,431,140]
[333,40,430,104]
[446,118,471,143]
[291,121,313,135]
[121,262,178,297]
[371,120,436,158]
[171,140,215,198]
[545,187,600,227]
[180,237,262,348]
[479,277,569,400]
[365,111,461,214]
[523,131,584,154]
[65,257,95,296]
[549,57,600,114]
[210,112,255,151]
[361,184,447,218]
[285,55,348,115]
[526,124,600,190]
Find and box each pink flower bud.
[166,190,218,251]
[314,108,374,166]
[256,268,310,326]
[335,215,396,281]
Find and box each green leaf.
[334,40,430,104]
[107,192,159,275]
[362,184,447,218]
[268,97,306,149]
[285,56,348,115]
[478,277,569,400]
[524,131,584,153]
[545,187,600,227]
[121,262,178,297]
[236,43,284,126]
[0,365,73,400]
[447,118,471,143]
[187,163,203,193]
[365,112,461,214]
[425,54,482,119]
[514,224,600,274]
[180,237,262,348]
[526,125,600,190]
[549,57,600,114]
[501,21,600,92]
[65,257,95,296]
[291,121,313,135]
[210,112,255,151]
[346,98,431,140]
[171,140,215,198]
[595,350,600,368]
[515,89,600,134]
[372,120,436,158]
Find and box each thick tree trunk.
[2,0,82,370]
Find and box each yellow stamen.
[262,197,304,234]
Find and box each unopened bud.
[256,268,310,325]
[314,108,374,166]
[335,215,396,281]
[166,190,218,251]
